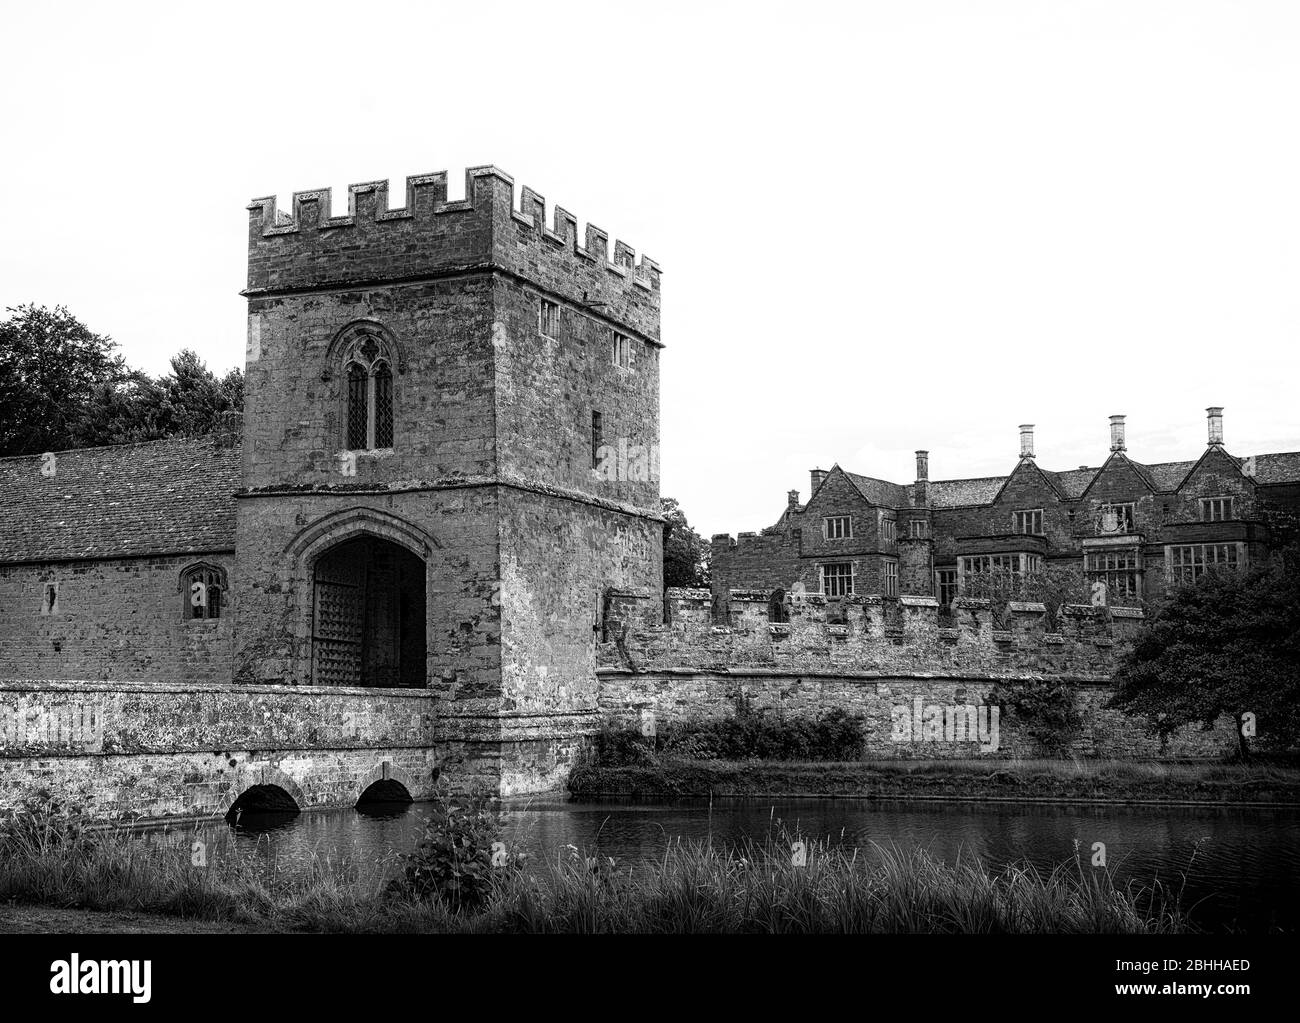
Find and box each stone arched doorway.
[311,535,426,688]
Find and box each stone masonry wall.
[604,588,1139,677]
[597,670,1231,759]
[0,679,453,820]
[0,556,233,685]
[592,587,1232,759]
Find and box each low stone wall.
[0,678,599,819]
[601,588,1141,677]
[0,679,435,820]
[597,669,1233,760]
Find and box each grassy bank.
[567,756,1300,804]
[0,805,1187,934]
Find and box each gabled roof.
[845,472,909,508]
[987,458,1065,506]
[1141,460,1198,492]
[0,436,239,563]
[1077,451,1160,500]
[1042,466,1098,499]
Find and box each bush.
[989,676,1083,755]
[591,706,866,766]
[390,787,525,915]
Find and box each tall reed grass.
[0,802,1188,934]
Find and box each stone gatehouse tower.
[234,166,664,790]
[0,165,661,809]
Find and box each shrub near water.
[391,788,527,914]
[593,704,867,767]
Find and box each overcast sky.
[2,1,1297,537]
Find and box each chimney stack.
[1109,414,1127,453]
[915,450,929,482]
[1206,407,1224,447]
[1019,425,1035,460]
[810,468,828,492]
[787,489,800,509]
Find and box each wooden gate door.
[312,543,366,686]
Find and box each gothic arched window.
[342,335,395,451]
[180,562,227,620]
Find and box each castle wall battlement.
[599,587,1143,678]
[246,166,661,339]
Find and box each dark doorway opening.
[312,535,426,688]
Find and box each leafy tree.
[662,497,710,589]
[0,305,243,453]
[0,304,128,455]
[1107,546,1300,760]
[136,349,243,439]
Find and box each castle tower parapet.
[247,166,660,340]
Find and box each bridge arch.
[220,765,306,820]
[355,760,416,806]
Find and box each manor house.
[711,413,1300,612]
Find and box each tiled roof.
[926,476,1006,508]
[1044,467,1098,499]
[845,472,909,508]
[840,448,1300,510]
[0,437,239,563]
[1249,452,1300,485]
[1141,460,1197,492]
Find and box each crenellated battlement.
[599,587,1144,678]
[246,165,661,339]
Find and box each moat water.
[144,797,1300,933]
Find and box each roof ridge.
[0,433,229,463]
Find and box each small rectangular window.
[591,411,603,469]
[1200,497,1233,522]
[41,582,59,615]
[909,520,927,539]
[821,562,855,597]
[1013,509,1044,535]
[611,331,632,369]
[823,516,852,540]
[880,517,896,543]
[539,299,560,339]
[883,559,898,597]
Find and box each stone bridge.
[0,679,476,821]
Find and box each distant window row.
[807,542,1243,610]
[813,496,1238,550]
[1011,497,1237,537]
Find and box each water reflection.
[135,797,1300,932]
